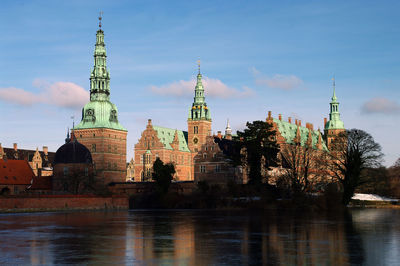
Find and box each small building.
[53,132,94,194]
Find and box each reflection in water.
[0,209,398,265]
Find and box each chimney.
[13,143,17,151]
[148,119,152,125]
[299,120,301,127]
[268,111,272,119]
[288,117,292,124]
[310,123,314,131]
[324,118,327,128]
[295,119,298,125]
[43,146,48,155]
[217,131,222,139]
[278,114,282,121]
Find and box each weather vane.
[99,11,103,28]
[71,115,75,130]
[332,75,336,89]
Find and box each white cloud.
[0,79,89,109]
[251,67,304,90]
[149,77,254,98]
[361,97,400,114]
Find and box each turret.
[225,119,232,140]
[324,78,345,148]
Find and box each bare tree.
[278,143,329,195]
[59,168,97,195]
[330,129,383,205]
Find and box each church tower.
[187,62,212,152]
[74,15,128,184]
[324,78,345,148]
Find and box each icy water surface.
[0,209,399,265]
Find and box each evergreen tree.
[152,158,176,194]
[231,120,280,185]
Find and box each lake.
[0,209,399,265]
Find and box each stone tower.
[187,63,212,152]
[74,16,127,184]
[324,78,345,148]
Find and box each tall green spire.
[90,14,110,101]
[324,78,344,130]
[75,15,126,131]
[188,60,211,121]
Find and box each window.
[108,144,111,152]
[215,165,221,173]
[85,167,88,176]
[63,167,69,176]
[108,162,111,169]
[205,146,208,151]
[140,155,143,164]
[194,126,198,134]
[92,144,96,152]
[114,163,117,169]
[145,154,151,164]
[14,186,19,195]
[194,148,198,152]
[211,146,214,151]
[203,153,207,159]
[93,133,96,137]
[213,153,217,159]
[200,165,206,173]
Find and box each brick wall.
[74,128,127,184]
[0,195,128,211]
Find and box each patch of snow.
[352,193,399,202]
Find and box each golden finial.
[98,11,103,28]
[197,59,201,74]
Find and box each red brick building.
[134,67,243,183]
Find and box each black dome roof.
[54,136,92,165]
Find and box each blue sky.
[0,0,399,166]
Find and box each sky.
[0,0,399,166]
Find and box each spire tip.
[98,11,103,28]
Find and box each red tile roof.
[0,159,35,185]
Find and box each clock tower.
[187,63,212,153]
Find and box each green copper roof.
[75,100,126,131]
[188,66,211,121]
[76,20,126,132]
[152,125,190,152]
[324,79,344,130]
[273,118,329,151]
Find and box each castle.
[1,16,346,192]
[133,70,345,184]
